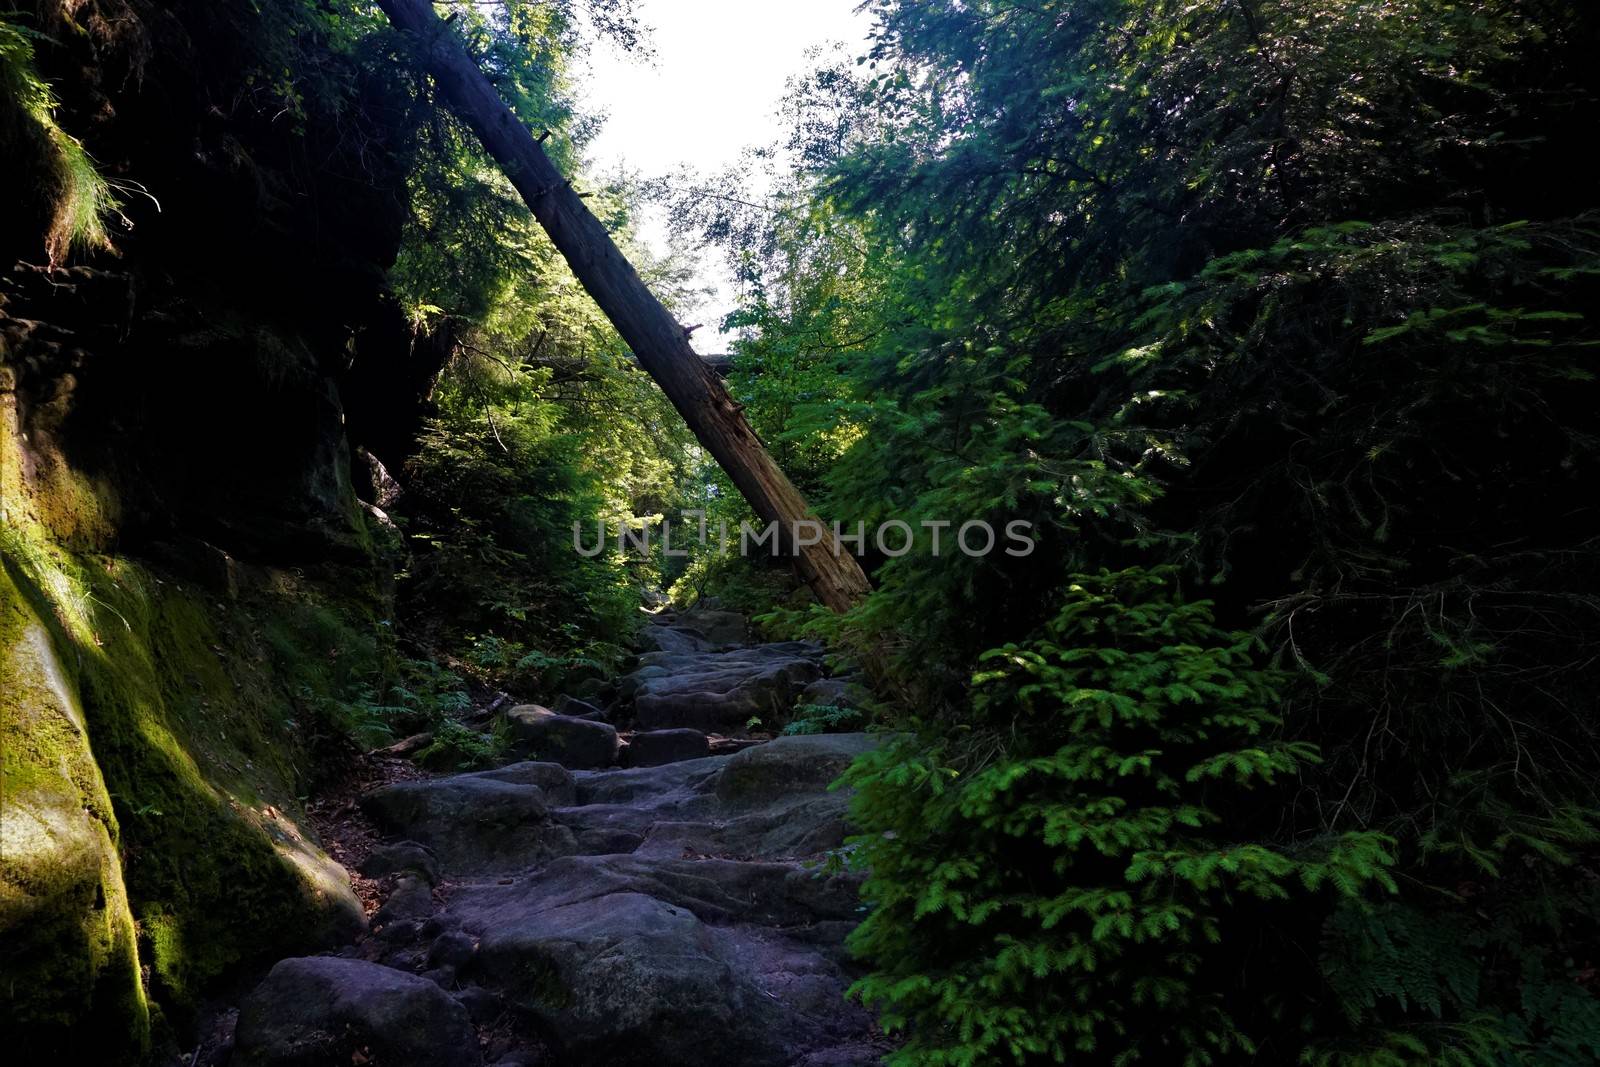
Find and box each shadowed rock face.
[236,613,889,1066]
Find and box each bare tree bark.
[376,0,871,613]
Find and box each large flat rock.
[473,889,786,1064]
[443,855,873,1065]
[621,643,826,732]
[636,608,752,654]
[625,727,711,767]
[460,760,577,804]
[551,735,876,861]
[715,732,878,803]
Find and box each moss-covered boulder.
[0,562,148,1059]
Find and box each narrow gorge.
[7,2,1600,1065]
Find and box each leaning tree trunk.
[376,0,871,613]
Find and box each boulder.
[554,695,608,721]
[714,733,878,805]
[570,826,646,855]
[630,795,854,861]
[553,740,869,861]
[359,841,441,885]
[373,872,434,926]
[361,777,574,874]
[482,854,863,929]
[427,930,478,970]
[452,984,502,1024]
[232,957,479,1067]
[465,890,786,1065]
[676,608,750,646]
[633,607,751,654]
[505,705,619,769]
[624,728,710,767]
[636,624,713,655]
[571,756,726,807]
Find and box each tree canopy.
[667,1,1600,1062]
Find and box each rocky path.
[224,610,888,1067]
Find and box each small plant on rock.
[782,701,867,736]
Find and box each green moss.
[2,519,380,1047]
[0,560,149,1059]
[64,556,371,1014]
[0,366,120,551]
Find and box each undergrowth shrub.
[843,567,1398,1065]
[302,655,471,750]
[415,717,507,770]
[1304,797,1600,1066]
[781,701,867,736]
[399,417,642,691]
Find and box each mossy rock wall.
[2,325,383,1057]
[1,2,423,1055]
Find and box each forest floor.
[187,608,890,1067]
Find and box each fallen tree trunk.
[375,0,871,613]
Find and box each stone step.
[619,641,827,733]
[343,733,884,1063]
[241,616,887,1066]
